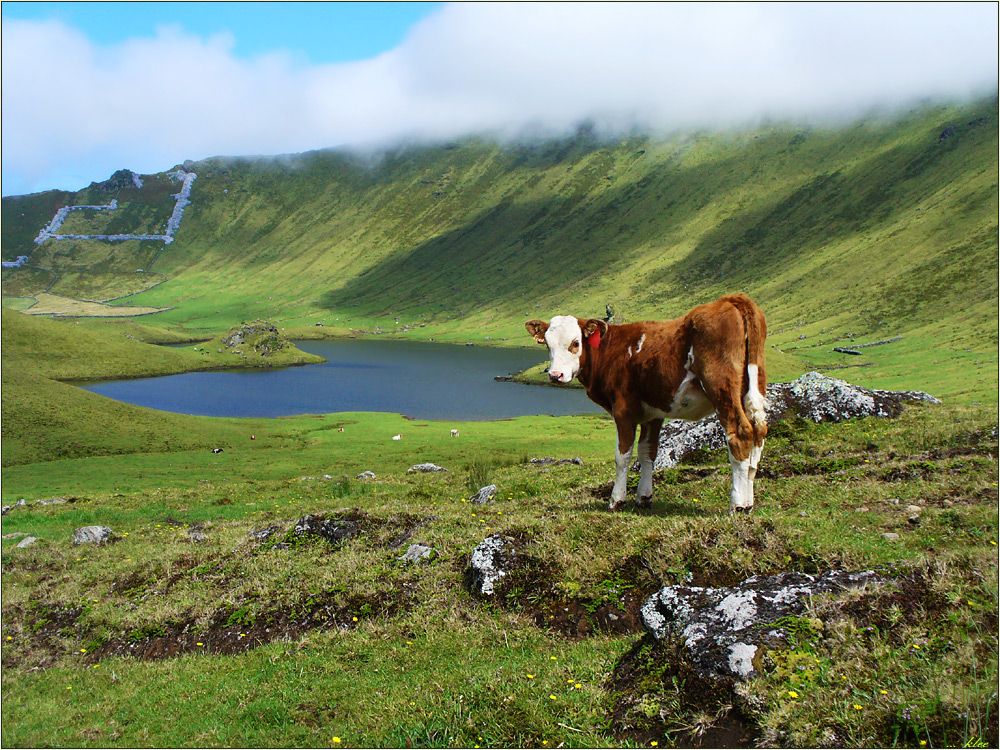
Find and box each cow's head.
[525,316,608,384]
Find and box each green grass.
[2,399,996,748]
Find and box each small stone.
[856,506,870,512]
[469,534,518,597]
[73,526,115,545]
[355,471,376,480]
[407,463,449,473]
[470,485,498,505]
[905,505,922,515]
[397,544,434,564]
[881,532,900,542]
[15,536,38,548]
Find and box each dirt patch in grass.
[2,601,85,669]
[607,636,758,748]
[92,584,417,661]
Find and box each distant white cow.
[392,434,402,441]
[451,430,460,437]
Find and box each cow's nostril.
[549,371,562,383]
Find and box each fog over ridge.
[2,2,997,195]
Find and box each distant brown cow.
[526,294,767,513]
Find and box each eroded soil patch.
[92,584,416,661]
[608,637,758,748]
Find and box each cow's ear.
[525,320,549,344]
[581,319,609,338]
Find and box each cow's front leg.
[636,419,663,507]
[610,419,637,511]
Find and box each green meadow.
[1,98,997,748]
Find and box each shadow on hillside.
[667,110,996,290]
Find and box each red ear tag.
[588,330,601,349]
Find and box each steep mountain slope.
[2,97,996,401]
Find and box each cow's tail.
[732,295,768,438]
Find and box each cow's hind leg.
[743,363,767,510]
[693,359,756,514]
[610,418,637,511]
[636,419,663,508]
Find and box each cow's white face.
[541,315,583,384]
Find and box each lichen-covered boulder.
[407,463,449,473]
[653,372,940,470]
[397,543,435,564]
[470,484,497,504]
[641,570,881,680]
[73,526,115,545]
[293,514,358,546]
[469,534,533,597]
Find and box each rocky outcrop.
[469,534,524,596]
[641,569,881,680]
[470,484,497,504]
[292,514,359,546]
[529,457,584,467]
[653,372,940,470]
[407,463,449,473]
[222,321,288,357]
[397,543,435,564]
[73,526,115,545]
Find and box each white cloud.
[2,2,997,194]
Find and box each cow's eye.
[569,340,580,353]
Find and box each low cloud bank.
[3,2,997,194]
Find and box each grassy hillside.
[2,98,997,403]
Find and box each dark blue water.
[78,338,602,420]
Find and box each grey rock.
[2,499,27,515]
[73,526,115,545]
[529,457,583,467]
[407,463,449,473]
[251,524,283,541]
[881,532,901,542]
[641,569,881,680]
[905,505,922,515]
[293,514,358,546]
[397,544,434,564]
[15,536,38,548]
[355,471,377,480]
[470,484,498,504]
[654,372,941,470]
[2,532,27,539]
[469,534,519,596]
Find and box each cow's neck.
[577,325,611,391]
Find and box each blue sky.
[0,2,441,64]
[2,2,997,196]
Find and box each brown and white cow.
[526,294,767,514]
